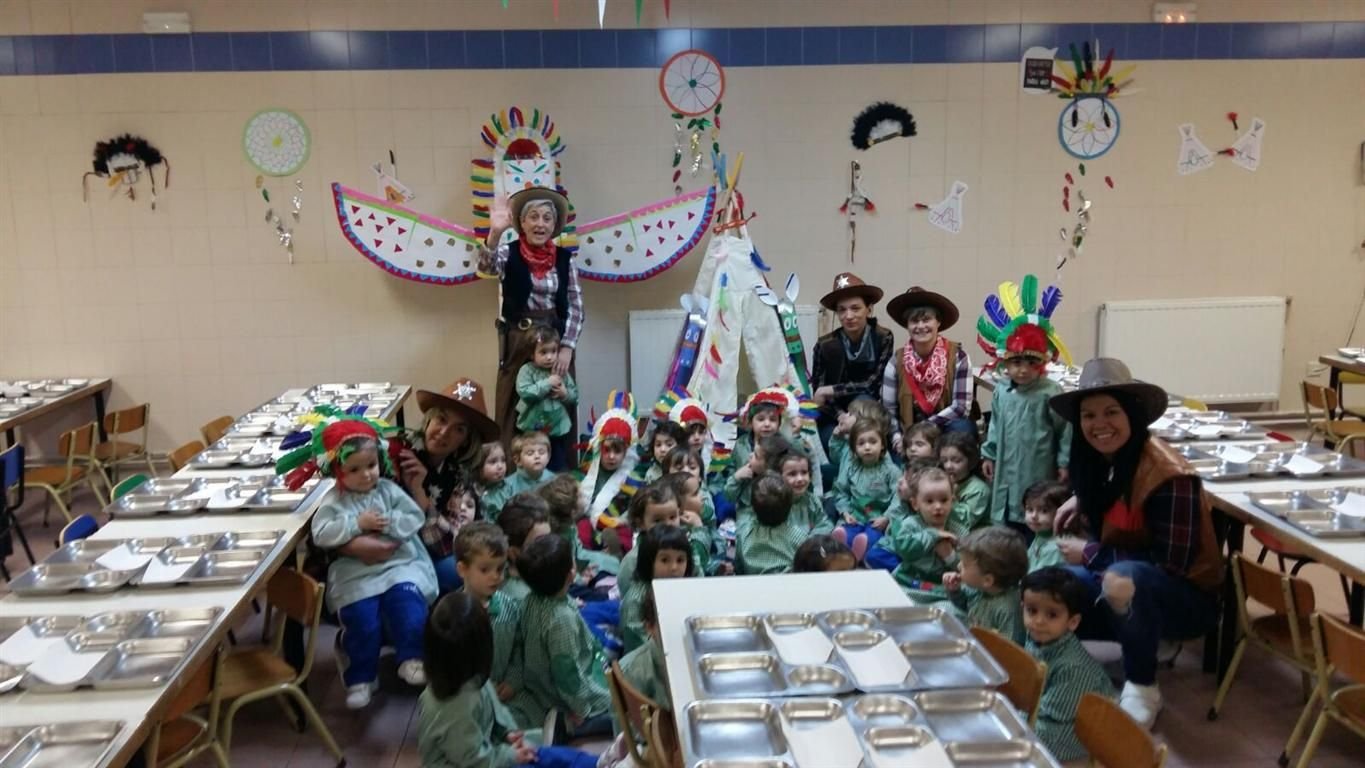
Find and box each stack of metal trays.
[0,379,86,419]
[1338,347,1365,360]
[105,475,319,518]
[687,607,1006,697]
[682,691,1058,768]
[0,608,220,694]
[1179,443,1365,482]
[0,721,124,768]
[1151,411,1263,443]
[1247,488,1365,538]
[8,531,283,596]
[227,383,401,437]
[186,436,279,469]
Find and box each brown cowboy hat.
[1049,358,1169,426]
[886,286,960,331]
[509,187,569,240]
[820,272,884,311]
[414,378,500,442]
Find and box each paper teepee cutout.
[1176,124,1215,176]
[1227,117,1265,172]
[927,181,968,234]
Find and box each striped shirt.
[507,593,611,729]
[1028,631,1116,761]
[486,591,524,686]
[952,585,1025,645]
[736,508,810,575]
[881,343,973,435]
[479,242,585,348]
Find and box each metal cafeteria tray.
[693,652,853,699]
[1247,490,1365,539]
[7,562,142,596]
[89,636,195,690]
[107,475,313,517]
[12,532,282,595]
[187,446,274,469]
[0,721,124,768]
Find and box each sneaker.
[850,533,869,563]
[1119,681,1162,729]
[398,659,427,686]
[346,682,375,709]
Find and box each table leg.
[396,406,406,429]
[93,391,108,442]
[1350,580,1363,626]
[1211,512,1244,680]
[3,429,13,448]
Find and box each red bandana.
[520,239,557,279]
[903,337,948,416]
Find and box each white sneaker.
[346,682,375,709]
[1119,681,1162,729]
[398,659,426,686]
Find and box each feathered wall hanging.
[82,135,170,210]
[850,102,917,150]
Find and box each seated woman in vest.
[811,272,895,452]
[479,188,585,464]
[1048,358,1223,730]
[880,286,975,451]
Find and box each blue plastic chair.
[1,444,35,580]
[59,514,100,545]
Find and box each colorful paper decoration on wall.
[243,109,310,176]
[1176,124,1216,175]
[975,275,1073,366]
[1056,182,1092,274]
[754,274,812,396]
[1051,43,1135,160]
[81,134,170,210]
[374,151,414,204]
[1020,46,1059,94]
[915,181,968,235]
[472,107,574,247]
[838,161,876,262]
[660,49,725,194]
[851,102,916,149]
[1226,117,1265,171]
[1176,117,1267,176]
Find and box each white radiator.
[1097,297,1287,403]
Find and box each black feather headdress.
[850,102,917,150]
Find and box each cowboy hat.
[509,187,569,240]
[886,286,960,331]
[1049,358,1169,426]
[414,378,500,442]
[820,272,885,311]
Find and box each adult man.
[810,273,895,448]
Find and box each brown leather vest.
[896,340,959,434]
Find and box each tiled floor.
[3,482,1362,768]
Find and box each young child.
[539,474,619,579]
[619,525,694,652]
[793,534,856,573]
[980,324,1072,528]
[944,526,1029,644]
[829,414,901,561]
[455,523,523,702]
[508,534,614,738]
[772,447,833,536]
[422,483,479,593]
[599,589,671,768]
[902,420,941,463]
[863,465,918,571]
[505,431,556,497]
[643,422,687,483]
[615,482,681,600]
[578,395,639,556]
[418,592,598,768]
[732,387,823,492]
[496,494,553,602]
[1024,481,1072,571]
[305,420,438,708]
[478,442,513,521]
[515,325,580,472]
[886,466,959,603]
[664,447,718,533]
[663,471,720,575]
[736,472,809,575]
[939,431,991,536]
[1022,567,1116,762]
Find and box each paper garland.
[243,109,310,177]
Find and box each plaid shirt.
[486,591,524,687]
[736,509,810,575]
[480,243,585,349]
[881,343,972,435]
[1082,476,1203,576]
[508,593,611,729]
[951,585,1025,646]
[1029,631,1116,761]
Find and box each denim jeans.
[336,582,428,686]
[1067,562,1218,685]
[432,555,461,594]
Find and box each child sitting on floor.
[455,522,523,703]
[736,472,809,575]
[599,589,671,768]
[731,387,823,492]
[615,482,680,600]
[515,325,580,472]
[505,431,557,497]
[496,494,553,602]
[886,466,959,604]
[479,442,513,521]
[421,482,479,594]
[772,445,833,535]
[418,592,597,768]
[830,413,901,561]
[643,422,687,483]
[619,525,694,653]
[1024,481,1071,571]
[508,534,613,739]
[901,420,940,463]
[663,471,723,575]
[1023,566,1116,762]
[663,447,718,536]
[944,526,1029,644]
[578,395,640,557]
[939,431,991,536]
[793,534,856,573]
[539,474,620,582]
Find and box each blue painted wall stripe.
[0,22,1360,76]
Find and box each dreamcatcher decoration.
[838,161,876,263]
[1177,115,1265,176]
[851,102,916,150]
[82,135,170,211]
[661,49,725,195]
[244,109,311,262]
[976,275,1074,369]
[914,181,969,235]
[1052,42,1135,162]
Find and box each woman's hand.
[497,683,515,702]
[1057,467,1069,484]
[488,193,512,243]
[1053,495,1079,535]
[814,386,836,405]
[554,346,573,377]
[338,535,398,565]
[981,459,995,482]
[1056,535,1088,565]
[398,449,428,496]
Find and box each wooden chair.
[23,421,109,526]
[168,441,206,472]
[607,661,661,767]
[970,626,1047,726]
[1282,613,1365,768]
[217,567,344,766]
[1302,381,1365,453]
[0,444,35,580]
[144,644,228,768]
[200,417,234,446]
[1180,396,1209,412]
[1336,371,1365,419]
[94,403,157,483]
[1209,553,1318,719]
[648,710,683,768]
[1075,691,1166,768]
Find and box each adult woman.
[480,189,584,451]
[880,287,975,448]
[1049,358,1223,729]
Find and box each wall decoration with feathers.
[82,135,170,210]
[851,102,916,149]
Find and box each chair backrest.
[0,444,23,511]
[168,440,206,472]
[59,422,99,460]
[970,626,1046,726]
[112,473,149,501]
[1314,612,1365,686]
[60,514,100,545]
[1180,397,1209,412]
[105,403,150,437]
[200,417,233,446]
[1234,552,1315,616]
[164,643,220,721]
[649,710,682,768]
[1075,691,1167,768]
[609,662,658,764]
[266,567,324,682]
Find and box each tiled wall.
[1,0,1364,454]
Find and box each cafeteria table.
[0,378,112,447]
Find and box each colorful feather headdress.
[653,386,708,428]
[580,390,642,530]
[274,406,402,490]
[976,275,1073,367]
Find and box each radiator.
[1097,297,1287,403]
